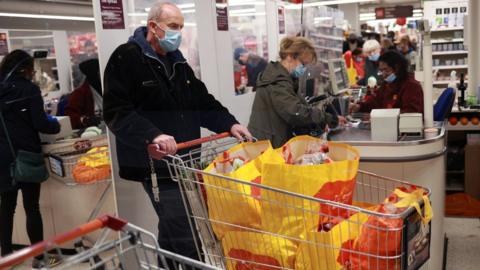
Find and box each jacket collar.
[128,26,186,64]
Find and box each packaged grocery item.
[282,140,332,165]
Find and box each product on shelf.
[471,117,479,125]
[449,116,458,125]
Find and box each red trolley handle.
[147,132,231,160]
[0,215,127,269]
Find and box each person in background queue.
[234,47,268,91]
[350,50,424,113]
[357,39,382,86]
[248,36,342,148]
[0,50,61,269]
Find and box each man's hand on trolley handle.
[153,134,177,155]
[153,124,252,156]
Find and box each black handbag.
[0,108,49,184]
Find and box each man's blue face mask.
[154,23,182,52]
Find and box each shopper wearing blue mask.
[357,39,382,86]
[248,37,341,148]
[103,1,252,263]
[350,50,424,114]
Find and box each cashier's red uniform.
[359,74,424,113]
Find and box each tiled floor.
[445,217,480,270]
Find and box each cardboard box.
[465,144,480,200]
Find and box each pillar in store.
[52,31,71,94]
[337,3,360,34]
[467,0,479,98]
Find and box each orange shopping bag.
[338,186,433,270]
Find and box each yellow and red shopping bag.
[222,231,297,270]
[260,136,360,240]
[338,186,433,270]
[295,211,370,270]
[203,140,283,239]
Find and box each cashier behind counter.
[350,50,424,114]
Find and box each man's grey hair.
[147,1,177,22]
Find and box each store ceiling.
[0,0,94,32]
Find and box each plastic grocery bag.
[344,52,358,84]
[203,140,283,239]
[338,186,433,270]
[260,136,360,240]
[295,211,370,270]
[222,231,297,270]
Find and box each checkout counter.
[11,117,115,248]
[329,114,446,270]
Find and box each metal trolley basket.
[0,215,220,270]
[45,135,113,226]
[148,133,432,270]
[46,135,111,185]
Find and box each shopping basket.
[0,215,220,270]
[148,133,432,270]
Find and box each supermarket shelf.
[431,26,464,32]
[310,33,343,41]
[432,50,468,56]
[433,80,468,85]
[314,45,342,52]
[447,170,465,174]
[433,65,468,70]
[447,123,480,131]
[445,183,464,192]
[432,38,464,44]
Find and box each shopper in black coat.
[103,2,251,261]
[0,50,60,268]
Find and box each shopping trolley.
[148,133,432,270]
[45,135,114,258]
[46,135,112,222]
[0,215,220,270]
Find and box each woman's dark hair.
[378,50,409,82]
[0,49,34,80]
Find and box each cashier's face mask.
[384,73,397,83]
[291,64,306,78]
[153,23,182,52]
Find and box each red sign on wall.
[375,6,413,20]
[278,6,285,34]
[216,0,229,31]
[100,0,125,30]
[0,32,9,56]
